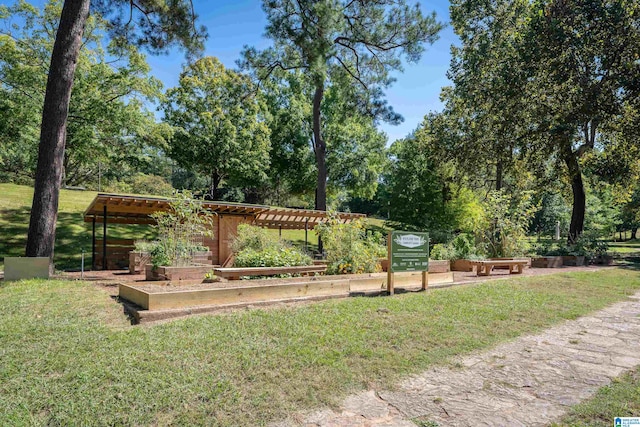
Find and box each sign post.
[387,231,430,295]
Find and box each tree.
[242,0,442,212]
[520,0,640,241]
[445,0,640,242]
[259,68,388,209]
[0,1,165,188]
[25,0,206,261]
[162,57,271,199]
[385,118,484,240]
[445,0,531,192]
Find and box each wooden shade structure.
[83,193,366,270]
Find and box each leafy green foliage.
[431,233,484,261]
[385,122,483,240]
[234,247,312,269]
[315,213,386,274]
[149,191,213,268]
[162,57,270,198]
[0,1,166,188]
[232,224,313,268]
[243,0,442,210]
[480,190,538,258]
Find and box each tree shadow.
[616,256,640,271]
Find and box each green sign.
[390,231,429,272]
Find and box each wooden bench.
[214,265,327,280]
[470,259,529,276]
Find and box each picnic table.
[470,259,529,276]
[214,264,327,280]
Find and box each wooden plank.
[95,239,135,246]
[215,265,327,280]
[119,284,149,309]
[137,280,351,310]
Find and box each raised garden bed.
[531,256,564,268]
[119,271,455,312]
[450,259,474,272]
[428,260,451,273]
[145,263,217,281]
[562,255,585,266]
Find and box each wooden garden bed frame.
[214,265,327,280]
[118,270,455,312]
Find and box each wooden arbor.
[83,193,365,270]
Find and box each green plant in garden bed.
[2,269,640,426]
[149,191,214,268]
[315,212,386,274]
[232,224,313,270]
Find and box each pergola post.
[102,205,107,270]
[304,219,308,252]
[91,216,96,270]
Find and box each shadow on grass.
[616,256,640,271]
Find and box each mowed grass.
[0,183,154,270]
[609,239,640,254]
[1,269,640,425]
[553,367,640,426]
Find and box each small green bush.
[232,224,279,253]
[430,243,455,260]
[232,224,313,269]
[315,213,386,275]
[234,247,312,268]
[430,233,483,261]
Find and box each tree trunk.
[563,149,586,243]
[495,158,503,191]
[632,227,637,240]
[209,171,222,200]
[313,84,327,211]
[26,0,91,261]
[312,83,326,254]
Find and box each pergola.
[83,193,366,269]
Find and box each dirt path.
[274,290,640,427]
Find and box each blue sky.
[159,0,460,143]
[33,0,459,143]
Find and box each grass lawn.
[553,367,640,426]
[0,183,154,271]
[1,269,640,425]
[609,239,640,255]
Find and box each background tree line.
[0,0,638,260]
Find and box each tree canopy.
[162,56,271,199]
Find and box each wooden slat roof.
[83,193,365,229]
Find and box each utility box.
[4,257,50,281]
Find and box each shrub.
[234,247,312,268]
[232,224,313,269]
[430,243,455,260]
[129,173,174,197]
[479,190,537,258]
[150,190,214,268]
[430,233,483,261]
[232,224,278,253]
[315,213,386,275]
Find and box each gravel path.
[274,290,640,427]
